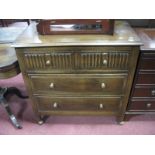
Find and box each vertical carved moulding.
[24,52,73,70]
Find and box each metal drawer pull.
[96,20,102,23]
[151,90,155,96]
[146,103,152,108]
[51,20,56,23]
[53,102,58,108]
[46,60,51,65]
[99,103,104,109]
[49,83,54,88]
[103,59,107,65]
[101,83,106,88]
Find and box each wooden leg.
[124,114,132,121]
[118,121,125,125]
[116,115,125,125]
[38,119,44,125]
[37,115,49,125]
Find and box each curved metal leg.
[1,87,35,128]
[0,87,23,129]
[4,87,28,99]
[0,98,22,129]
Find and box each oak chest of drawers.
[16,46,139,124]
[14,21,142,124]
[126,29,155,117]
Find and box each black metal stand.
[0,87,28,129]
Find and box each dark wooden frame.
[37,19,114,35]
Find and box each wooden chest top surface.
[12,21,142,48]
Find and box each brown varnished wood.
[37,19,114,35]
[126,51,155,114]
[138,52,155,71]
[13,21,142,123]
[136,73,155,85]
[126,29,155,120]
[29,74,127,95]
[128,100,155,111]
[22,47,130,72]
[0,61,20,79]
[34,95,120,114]
[139,58,155,71]
[16,45,140,123]
[117,46,140,122]
[13,21,142,48]
[0,47,20,79]
[39,110,118,116]
[132,87,155,98]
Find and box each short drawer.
[29,74,127,95]
[136,73,155,85]
[132,87,155,98]
[128,100,155,111]
[34,96,121,113]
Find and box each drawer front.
[141,52,155,59]
[132,87,155,98]
[29,74,127,95]
[139,58,155,71]
[136,73,155,85]
[35,96,121,113]
[139,52,155,71]
[128,100,155,111]
[21,47,131,72]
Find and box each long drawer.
[34,95,121,114]
[29,74,127,95]
[139,57,155,71]
[132,87,155,98]
[138,52,155,71]
[21,47,131,72]
[136,73,155,85]
[128,100,155,111]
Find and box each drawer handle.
[146,103,152,108]
[49,83,54,88]
[103,59,107,65]
[46,60,51,65]
[101,83,106,88]
[53,102,58,108]
[99,103,104,109]
[151,90,155,96]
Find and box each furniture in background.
[121,19,155,28]
[126,28,155,119]
[13,21,142,124]
[0,46,28,129]
[0,19,30,27]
